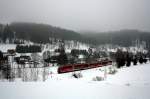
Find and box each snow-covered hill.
[0,63,150,99]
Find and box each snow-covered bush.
[125,83,130,86]
[108,66,117,75]
[72,72,83,78]
[92,76,104,81]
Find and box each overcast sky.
[0,0,150,32]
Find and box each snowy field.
[0,63,150,99]
[0,44,16,52]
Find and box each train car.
[58,60,112,74]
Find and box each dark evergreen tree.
[126,52,132,67]
[57,48,68,65]
[0,50,3,70]
[132,55,137,65]
[57,40,68,65]
[115,49,126,68]
[2,24,14,43]
[0,50,3,59]
[139,55,144,64]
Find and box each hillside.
[9,22,83,43]
[1,22,150,47]
[82,30,150,46]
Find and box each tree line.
[1,22,150,47]
[115,49,148,68]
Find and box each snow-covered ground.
[0,44,16,52]
[0,63,150,99]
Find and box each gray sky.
[0,0,150,32]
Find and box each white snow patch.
[0,44,16,52]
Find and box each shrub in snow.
[72,72,83,78]
[99,68,103,72]
[108,66,117,75]
[92,76,104,81]
[125,83,130,86]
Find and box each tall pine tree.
[2,24,14,43]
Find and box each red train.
[58,60,112,74]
